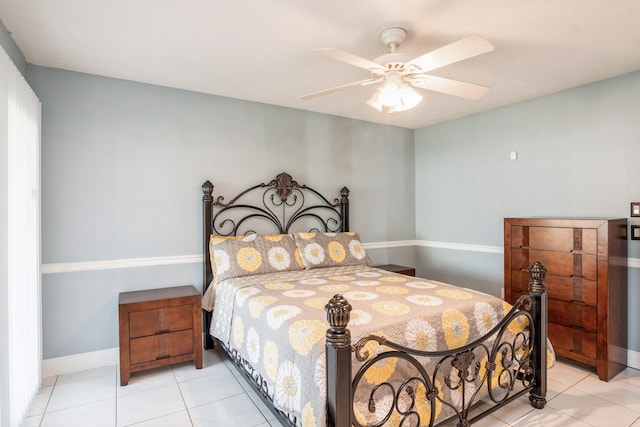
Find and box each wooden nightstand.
[118,285,202,386]
[374,264,416,277]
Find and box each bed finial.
[325,294,352,348]
[202,180,214,201]
[340,187,349,200]
[528,261,547,294]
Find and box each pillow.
[293,231,371,269]
[209,233,304,282]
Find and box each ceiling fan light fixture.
[367,80,422,113]
[379,80,401,106]
[398,83,423,110]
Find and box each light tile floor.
[22,348,640,427]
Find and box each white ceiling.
[1,0,639,129]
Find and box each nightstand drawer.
[129,329,194,364]
[129,305,192,338]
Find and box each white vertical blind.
[0,46,42,427]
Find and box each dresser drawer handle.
[156,329,170,334]
[156,354,170,360]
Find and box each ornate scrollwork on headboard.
[203,172,350,236]
[201,172,351,313]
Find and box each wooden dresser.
[119,285,202,386]
[504,218,627,381]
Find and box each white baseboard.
[627,348,640,371]
[42,347,119,378]
[41,346,640,379]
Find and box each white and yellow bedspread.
[206,265,539,426]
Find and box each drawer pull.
[156,329,170,334]
[156,354,170,360]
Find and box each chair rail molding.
[41,240,640,274]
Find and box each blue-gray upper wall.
[28,65,415,358]
[0,19,26,77]
[414,70,640,351]
[415,71,640,252]
[29,66,415,265]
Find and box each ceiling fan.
[299,27,494,113]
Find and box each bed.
[201,172,550,427]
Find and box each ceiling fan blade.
[315,48,385,72]
[410,75,490,100]
[405,34,494,74]
[299,78,382,100]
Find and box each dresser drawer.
[129,329,194,365]
[548,300,596,332]
[510,226,597,254]
[510,249,597,280]
[549,323,596,361]
[509,271,597,305]
[129,305,193,338]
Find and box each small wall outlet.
[501,288,505,299]
[509,151,518,161]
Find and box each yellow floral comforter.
[206,264,534,426]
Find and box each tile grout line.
[570,374,640,420]
[219,358,273,425]
[114,369,118,427]
[38,375,58,427]
[172,365,196,427]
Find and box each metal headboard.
[201,172,350,347]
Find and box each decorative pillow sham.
[209,233,304,282]
[293,231,371,269]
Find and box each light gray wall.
[414,70,640,352]
[27,65,415,358]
